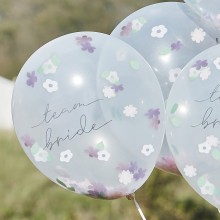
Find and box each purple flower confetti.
[145,108,160,119]
[192,60,208,70]
[111,84,124,93]
[129,161,138,173]
[145,108,161,130]
[85,146,98,158]
[81,42,96,53]
[76,35,96,53]
[26,71,37,88]
[21,134,35,147]
[120,22,132,36]
[76,35,92,45]
[171,41,183,51]
[134,168,146,181]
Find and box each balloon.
[12,32,165,200]
[166,44,220,209]
[185,0,220,31]
[111,2,216,175]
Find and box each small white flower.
[132,19,144,31]
[183,165,197,177]
[189,67,200,79]
[97,150,111,161]
[169,68,181,83]
[102,86,116,98]
[141,144,155,156]
[42,59,58,74]
[151,25,168,38]
[123,105,138,117]
[60,150,73,162]
[199,67,211,80]
[213,57,220,70]
[191,28,206,43]
[43,79,58,93]
[200,180,215,195]
[118,170,133,185]
[198,142,211,154]
[34,148,48,162]
[206,135,220,147]
[106,71,119,84]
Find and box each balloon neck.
[126,193,135,201]
[216,38,219,44]
[126,193,147,220]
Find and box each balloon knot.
[126,193,135,201]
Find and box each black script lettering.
[191,107,220,129]
[195,84,220,103]
[45,114,112,150]
[32,99,103,128]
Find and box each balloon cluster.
[11,0,220,213]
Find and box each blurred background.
[1,0,220,219]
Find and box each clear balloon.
[12,32,165,200]
[166,44,220,209]
[185,0,220,31]
[111,2,216,175]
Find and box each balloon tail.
[126,193,147,220]
[216,38,219,44]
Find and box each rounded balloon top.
[12,32,165,199]
[111,2,216,100]
[166,44,220,209]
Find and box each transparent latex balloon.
[111,2,216,175]
[166,44,220,209]
[12,32,165,200]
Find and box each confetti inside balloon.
[12,32,165,200]
[111,2,216,175]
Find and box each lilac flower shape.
[21,134,35,147]
[76,35,96,53]
[129,161,138,173]
[120,22,132,36]
[171,41,183,51]
[88,182,107,198]
[26,71,37,88]
[192,60,208,70]
[145,108,160,119]
[81,42,96,53]
[85,146,98,158]
[145,108,161,130]
[111,84,124,93]
[134,168,146,181]
[76,35,92,45]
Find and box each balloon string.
[126,194,147,220]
